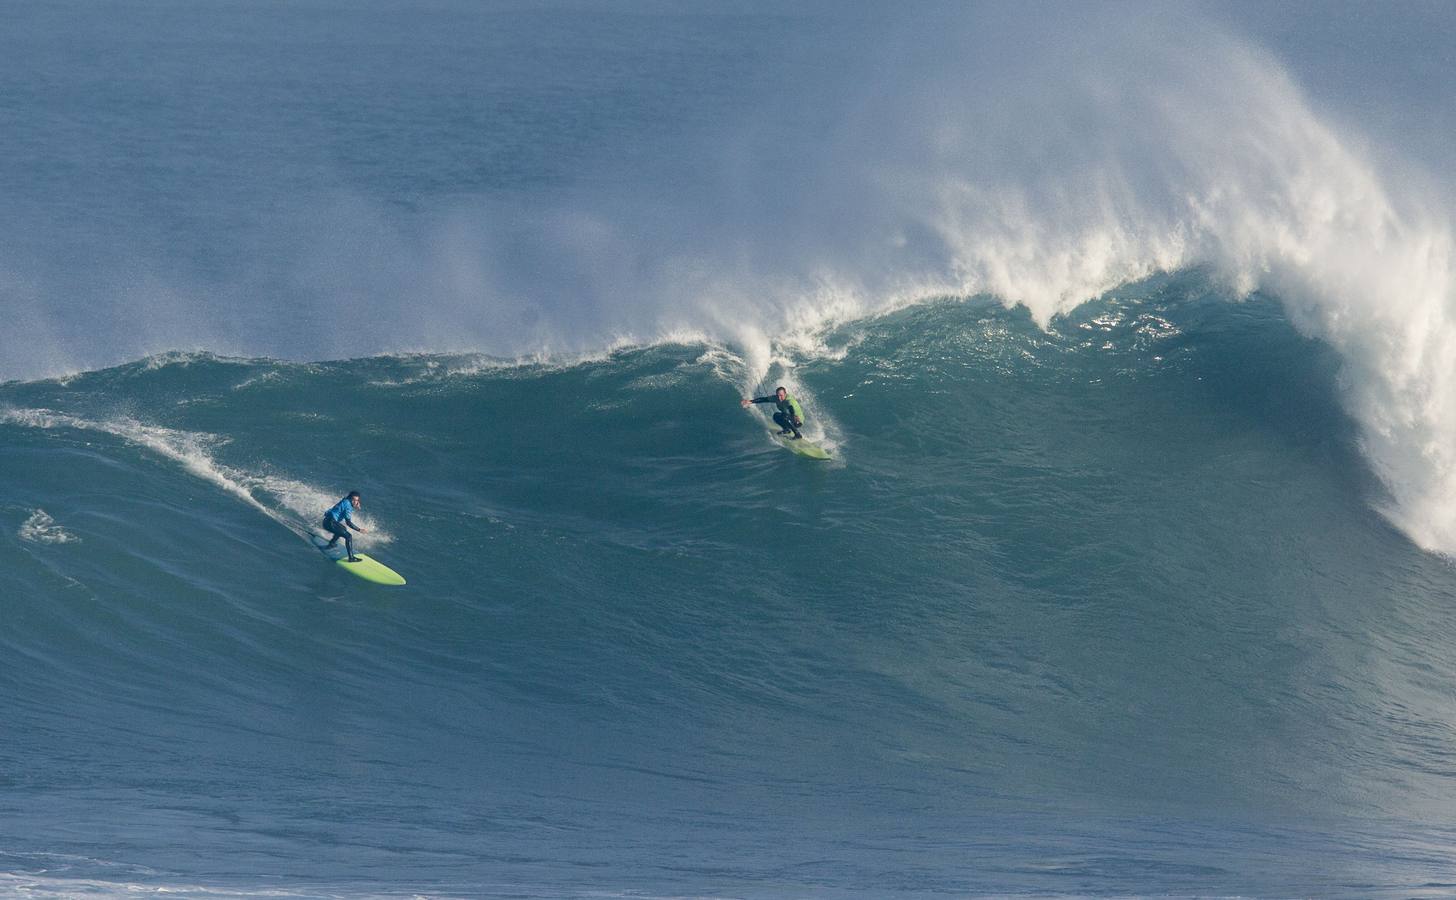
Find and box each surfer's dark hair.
[775,386,787,393]
[347,490,361,499]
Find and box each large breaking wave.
[3,4,1454,549]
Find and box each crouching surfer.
[322,490,367,562]
[741,386,805,439]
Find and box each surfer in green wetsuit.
[742,386,805,439]
[322,491,367,562]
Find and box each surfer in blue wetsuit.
[741,386,805,439]
[322,491,367,562]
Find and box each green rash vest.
[751,393,804,422]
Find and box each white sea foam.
[901,22,1456,554]
[18,509,78,544]
[0,871,409,899]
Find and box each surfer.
[741,386,805,439]
[322,491,367,562]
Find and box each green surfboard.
[311,534,407,585]
[774,433,832,460]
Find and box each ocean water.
[6,3,1456,897]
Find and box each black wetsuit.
[750,393,805,438]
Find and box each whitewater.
[6,2,1456,896]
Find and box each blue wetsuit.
[322,497,359,558]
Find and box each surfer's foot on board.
[347,556,361,562]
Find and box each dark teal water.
[6,2,1456,897]
[6,289,1456,896]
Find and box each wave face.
[6,286,1456,896]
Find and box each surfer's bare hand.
[740,398,751,408]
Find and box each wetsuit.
[750,393,805,438]
[322,497,359,559]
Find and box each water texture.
[5,2,1456,896]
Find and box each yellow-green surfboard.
[311,534,406,585]
[773,433,832,460]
